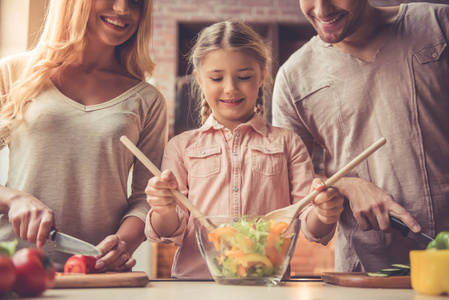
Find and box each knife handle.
[390,216,410,237]
[49,229,58,241]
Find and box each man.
[272,0,449,272]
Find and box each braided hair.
[188,21,272,126]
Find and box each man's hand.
[338,177,421,233]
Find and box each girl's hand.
[311,178,344,225]
[145,169,178,216]
[7,191,55,248]
[95,235,136,272]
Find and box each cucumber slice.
[367,263,411,277]
[380,268,409,276]
[367,272,390,277]
[391,264,410,270]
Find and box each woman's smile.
[101,16,129,30]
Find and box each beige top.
[272,3,449,272]
[0,53,168,269]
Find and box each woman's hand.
[95,235,136,272]
[312,178,344,225]
[7,191,54,248]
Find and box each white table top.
[23,279,448,300]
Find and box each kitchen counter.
[21,279,448,300]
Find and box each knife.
[49,230,101,256]
[390,216,434,247]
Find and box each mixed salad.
[206,218,293,278]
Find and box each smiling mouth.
[220,98,244,103]
[318,13,345,25]
[102,17,128,28]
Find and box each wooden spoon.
[120,136,216,232]
[264,137,387,221]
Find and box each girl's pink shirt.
[145,114,335,279]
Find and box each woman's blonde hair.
[0,0,155,147]
[188,20,272,126]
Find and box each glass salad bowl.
[194,215,301,286]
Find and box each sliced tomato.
[64,255,98,274]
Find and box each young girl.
[145,20,343,279]
[0,0,167,272]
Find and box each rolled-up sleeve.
[145,206,187,246]
[299,205,336,245]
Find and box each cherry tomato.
[12,248,56,297]
[0,254,16,297]
[64,255,98,274]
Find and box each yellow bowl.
[410,249,449,296]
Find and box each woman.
[0,0,167,272]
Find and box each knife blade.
[390,216,434,247]
[49,230,101,256]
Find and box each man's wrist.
[333,177,362,199]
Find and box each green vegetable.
[0,240,18,256]
[391,264,410,270]
[366,264,410,277]
[426,231,449,250]
[367,272,389,277]
[379,268,407,276]
[207,218,291,278]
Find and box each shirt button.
[233,186,238,192]
[233,152,238,156]
[201,151,206,155]
[234,132,240,137]
[432,52,438,59]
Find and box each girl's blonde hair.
[0,0,155,147]
[189,20,272,125]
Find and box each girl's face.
[299,0,367,44]
[195,49,265,131]
[87,0,142,48]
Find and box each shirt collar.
[313,35,332,48]
[198,114,269,136]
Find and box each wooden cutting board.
[53,271,149,288]
[321,272,411,289]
